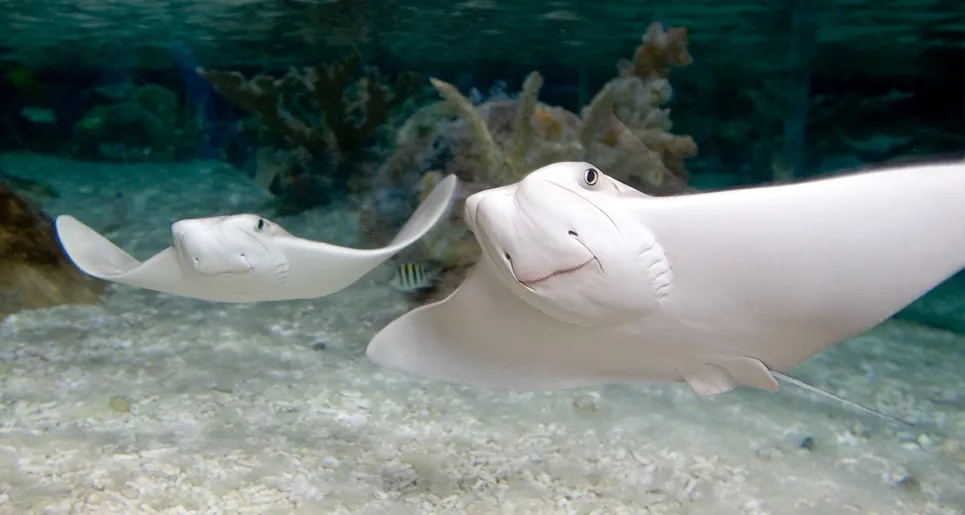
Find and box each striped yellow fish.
[389,263,441,293]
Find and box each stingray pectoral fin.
[678,356,779,396]
[710,355,780,391]
[55,215,142,279]
[56,215,198,296]
[275,174,460,300]
[677,362,738,396]
[641,161,965,368]
[387,174,460,248]
[367,259,605,391]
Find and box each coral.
[306,54,420,155]
[588,22,699,190]
[199,70,323,152]
[617,22,693,80]
[201,54,420,208]
[0,184,105,320]
[587,76,698,192]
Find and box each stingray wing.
[275,174,460,300]
[55,214,192,295]
[366,258,622,390]
[637,160,965,370]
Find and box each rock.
[0,184,106,320]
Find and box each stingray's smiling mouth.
[517,257,595,286]
[504,232,600,288]
[190,254,253,276]
[174,228,261,277]
[177,242,254,276]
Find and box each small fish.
[389,263,441,293]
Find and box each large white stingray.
[367,160,965,400]
[55,174,459,303]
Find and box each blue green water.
[0,1,963,513]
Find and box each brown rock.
[0,184,106,320]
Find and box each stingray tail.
[773,371,913,427]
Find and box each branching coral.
[201,54,420,211]
[304,54,421,154]
[618,22,693,80]
[203,54,418,156]
[199,71,324,152]
[591,21,698,191]
[427,71,585,187]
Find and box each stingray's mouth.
[518,257,595,286]
[189,254,253,276]
[499,231,599,288]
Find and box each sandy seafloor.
[0,152,963,515]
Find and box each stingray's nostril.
[503,251,512,262]
[568,230,578,238]
[193,258,199,264]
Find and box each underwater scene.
[1,0,964,513]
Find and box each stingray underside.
[366,259,696,390]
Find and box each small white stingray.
[367,161,965,414]
[55,174,459,303]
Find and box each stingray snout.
[464,188,502,235]
[464,192,482,234]
[173,221,253,276]
[472,190,596,286]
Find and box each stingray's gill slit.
[641,241,673,299]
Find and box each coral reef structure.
[0,183,105,320]
[201,54,420,213]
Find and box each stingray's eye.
[583,167,599,186]
[256,218,266,231]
